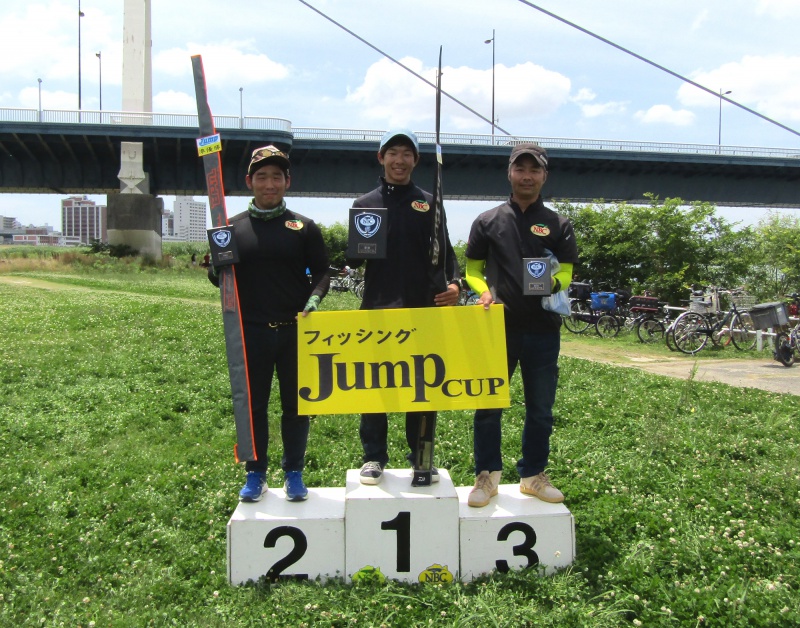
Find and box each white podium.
[456,484,575,580]
[227,486,345,584]
[344,468,460,583]
[227,470,575,585]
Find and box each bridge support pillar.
[107,193,163,260]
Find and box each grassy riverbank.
[1,263,798,626]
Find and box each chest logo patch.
[531,224,550,237]
[411,200,430,212]
[285,219,304,231]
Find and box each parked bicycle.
[329,266,363,296]
[753,295,799,367]
[669,287,756,355]
[627,294,665,343]
[563,282,593,334]
[774,317,799,367]
[592,290,627,337]
[662,305,688,351]
[456,278,479,306]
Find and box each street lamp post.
[96,52,102,111]
[484,29,495,143]
[239,87,244,129]
[718,89,732,148]
[78,1,84,110]
[37,78,42,122]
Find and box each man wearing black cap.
[349,129,461,486]
[209,145,330,503]
[464,143,578,507]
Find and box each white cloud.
[0,3,119,84]
[571,88,596,104]
[345,56,434,128]
[691,9,710,30]
[154,43,290,86]
[346,57,571,131]
[677,55,800,121]
[153,90,198,114]
[0,3,74,78]
[18,85,77,111]
[756,0,800,17]
[568,87,626,119]
[635,105,695,126]
[581,101,627,118]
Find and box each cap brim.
[249,156,290,175]
[511,151,548,168]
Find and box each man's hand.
[477,290,494,310]
[434,283,460,307]
[301,294,321,317]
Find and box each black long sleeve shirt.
[210,208,330,325]
[350,178,459,310]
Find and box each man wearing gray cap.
[349,129,461,486]
[208,145,330,503]
[464,143,578,507]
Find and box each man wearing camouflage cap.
[209,145,330,503]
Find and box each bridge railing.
[0,107,291,132]
[2,107,798,159]
[292,127,800,160]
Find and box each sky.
[2,0,800,242]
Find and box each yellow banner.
[297,305,509,415]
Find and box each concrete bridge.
[2,107,800,207]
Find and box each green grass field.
[1,262,798,626]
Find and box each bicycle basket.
[689,297,713,314]
[590,292,616,311]
[730,294,756,310]
[629,295,659,312]
[749,302,789,329]
[568,282,592,300]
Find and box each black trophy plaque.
[207,226,240,267]
[522,257,551,296]
[347,208,387,259]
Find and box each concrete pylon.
[108,0,161,259]
[122,0,152,115]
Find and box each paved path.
[560,340,799,397]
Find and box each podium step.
[227,470,575,584]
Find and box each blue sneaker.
[239,471,267,502]
[284,471,308,502]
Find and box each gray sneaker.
[520,472,564,503]
[359,461,384,485]
[467,470,501,508]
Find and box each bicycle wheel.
[596,314,620,338]
[353,280,365,299]
[665,324,678,351]
[637,317,665,343]
[729,312,757,351]
[465,292,479,306]
[672,312,709,355]
[774,332,795,367]
[710,318,731,347]
[563,300,591,334]
[620,308,637,333]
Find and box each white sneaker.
[520,472,564,503]
[467,470,501,508]
[359,461,384,485]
